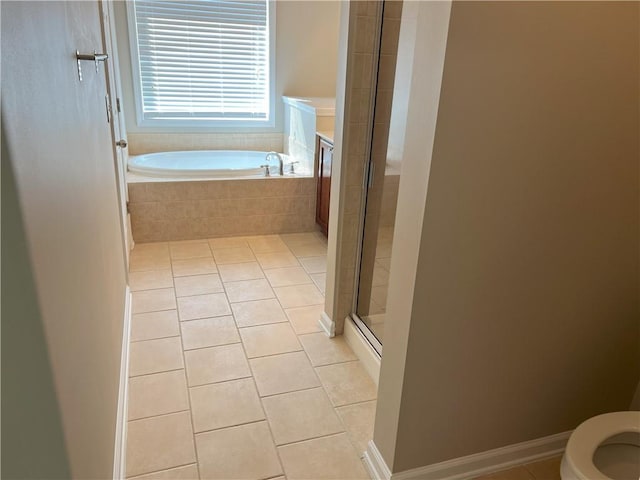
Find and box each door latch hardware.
[76,50,108,81]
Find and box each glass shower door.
[352,0,403,354]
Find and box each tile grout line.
[128,408,191,424]
[226,271,288,479]
[171,256,204,480]
[127,461,198,480]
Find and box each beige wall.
[1,2,128,478]
[113,0,340,137]
[1,123,71,479]
[376,0,640,472]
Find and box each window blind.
[131,0,270,122]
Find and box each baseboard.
[113,287,132,480]
[344,317,381,386]
[364,441,393,480]
[319,310,336,338]
[364,430,571,480]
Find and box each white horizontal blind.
[131,0,270,122]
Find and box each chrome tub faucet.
[266,151,284,176]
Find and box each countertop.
[317,131,335,143]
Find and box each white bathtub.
[128,150,291,178]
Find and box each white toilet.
[561,411,640,480]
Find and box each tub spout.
[266,152,284,176]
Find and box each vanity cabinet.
[315,135,333,236]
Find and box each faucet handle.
[260,164,271,177]
[288,161,299,174]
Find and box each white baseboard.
[344,317,381,386]
[364,440,393,480]
[113,287,132,480]
[319,310,336,338]
[364,430,571,480]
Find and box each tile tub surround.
[125,233,375,479]
[127,132,284,156]
[128,177,317,242]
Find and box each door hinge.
[105,94,111,124]
[126,201,130,214]
[116,97,122,113]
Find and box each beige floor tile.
[250,351,320,397]
[169,241,212,260]
[177,293,231,321]
[224,278,274,303]
[181,316,240,350]
[184,343,251,387]
[208,237,249,249]
[128,370,189,420]
[239,323,302,358]
[336,401,376,455]
[315,362,377,407]
[127,411,196,478]
[217,262,264,282]
[129,337,184,377]
[128,464,199,480]
[130,254,171,273]
[524,456,561,480]
[173,273,223,297]
[279,232,325,246]
[278,433,369,480]
[299,256,327,274]
[132,288,176,314]
[255,251,300,269]
[264,266,313,287]
[285,305,323,334]
[172,257,217,277]
[310,273,326,294]
[195,421,282,480]
[299,333,358,366]
[189,377,264,432]
[130,269,174,291]
[274,284,324,309]
[288,242,328,258]
[473,466,535,480]
[132,242,169,258]
[231,298,288,327]
[246,235,289,253]
[262,387,344,445]
[131,310,180,342]
[212,247,256,265]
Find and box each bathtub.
[128,150,292,178]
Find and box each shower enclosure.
[350,0,403,355]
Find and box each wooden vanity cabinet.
[315,135,333,236]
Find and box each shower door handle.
[115,139,127,148]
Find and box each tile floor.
[473,456,562,480]
[126,231,376,480]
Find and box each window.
[127,0,273,126]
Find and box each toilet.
[561,411,640,480]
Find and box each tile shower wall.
[128,133,284,155]
[326,1,403,334]
[128,178,316,242]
